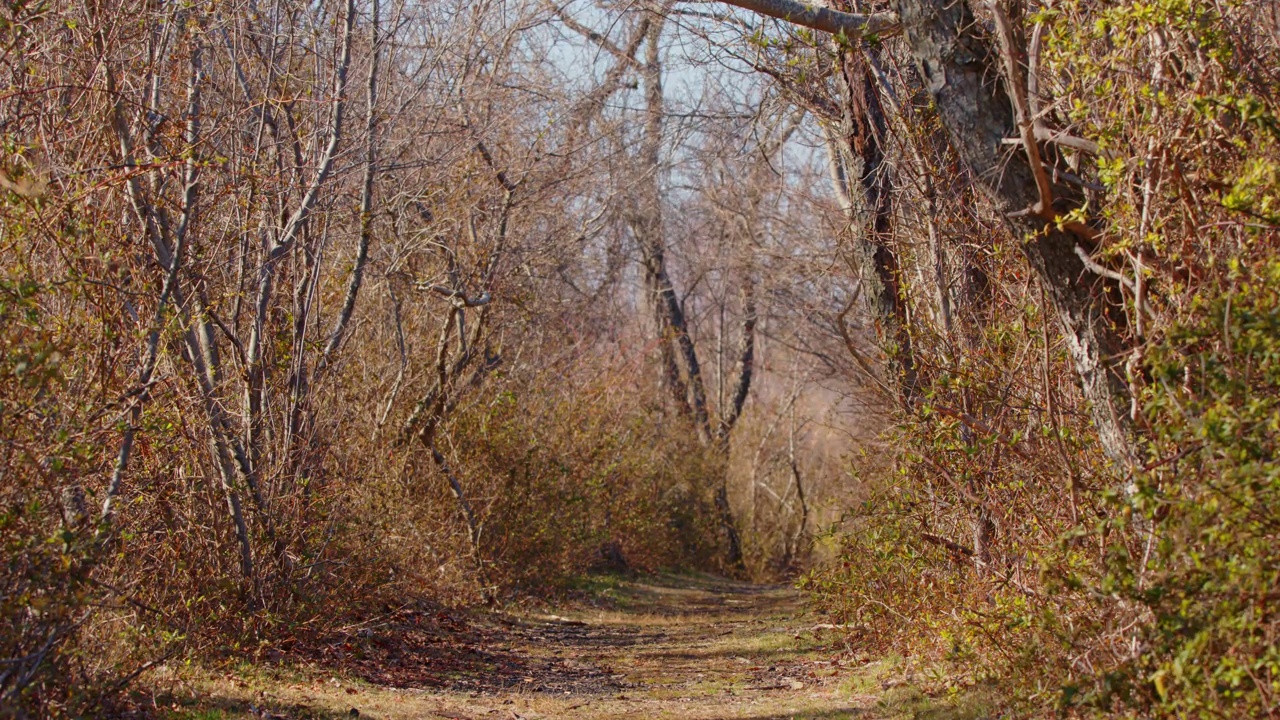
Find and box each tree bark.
[632,13,714,443]
[890,0,1134,465]
[718,0,899,36]
[827,36,919,406]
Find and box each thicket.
[2,1,820,715]
[5,0,1280,717]
[0,0,865,707]
[797,0,1280,716]
[0,195,731,716]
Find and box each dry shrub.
[805,0,1280,715]
[0,201,728,717]
[446,369,723,588]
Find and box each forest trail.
[159,574,987,720]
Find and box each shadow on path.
[152,573,992,719]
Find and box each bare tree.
[718,0,1136,466]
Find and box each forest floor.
[142,573,994,720]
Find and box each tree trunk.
[828,39,919,406]
[891,0,1135,465]
[723,0,1137,466]
[632,14,713,442]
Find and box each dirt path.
[157,574,988,719]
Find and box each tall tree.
[717,0,1136,466]
[823,29,918,406]
[552,2,766,568]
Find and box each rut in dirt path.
[351,572,878,719]
[173,573,992,719]
[490,574,841,703]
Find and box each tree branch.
[711,0,899,37]
[323,0,381,361]
[547,1,646,69]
